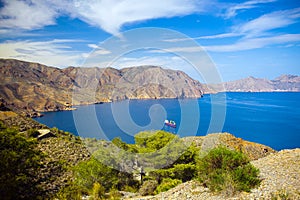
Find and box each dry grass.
[0,111,18,120]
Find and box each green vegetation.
[58,131,261,198]
[270,189,300,200]
[1,117,262,199]
[0,124,44,199]
[139,180,158,196]
[197,146,261,196]
[155,178,182,193]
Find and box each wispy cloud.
[181,7,300,52]
[204,34,300,52]
[87,44,111,55]
[0,39,85,67]
[236,8,300,37]
[0,0,206,36]
[200,7,300,39]
[224,0,277,19]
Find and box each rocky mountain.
[0,58,299,115]
[0,59,204,114]
[206,75,300,92]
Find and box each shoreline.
[31,91,300,118]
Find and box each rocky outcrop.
[0,59,204,114]
[183,133,275,160]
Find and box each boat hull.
[164,122,176,128]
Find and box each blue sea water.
[35,92,300,150]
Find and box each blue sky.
[0,0,299,81]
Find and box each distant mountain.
[0,58,299,115]
[0,59,204,114]
[205,75,300,93]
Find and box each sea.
[34,92,300,151]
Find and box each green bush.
[91,182,105,200]
[55,183,85,200]
[74,157,119,191]
[155,178,182,194]
[27,128,40,138]
[0,127,44,199]
[139,180,158,196]
[134,130,175,151]
[73,156,139,196]
[197,146,260,195]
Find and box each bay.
[35,92,300,150]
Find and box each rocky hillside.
[0,59,204,114]
[183,133,275,160]
[126,148,300,200]
[0,110,90,198]
[206,75,300,92]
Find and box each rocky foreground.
[126,149,300,200]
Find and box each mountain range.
[0,59,204,114]
[0,59,299,115]
[207,75,300,92]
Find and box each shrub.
[139,180,158,196]
[0,128,44,199]
[27,128,40,138]
[172,163,197,182]
[108,188,122,200]
[91,182,105,200]
[74,157,119,191]
[55,183,85,200]
[155,178,182,194]
[73,156,139,196]
[134,130,175,151]
[197,146,260,195]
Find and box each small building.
[37,129,55,140]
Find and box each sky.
[0,0,299,82]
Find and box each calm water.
[35,92,300,150]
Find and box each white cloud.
[0,40,85,67]
[201,7,300,41]
[237,8,300,37]
[185,7,300,52]
[87,44,111,55]
[224,0,277,19]
[204,34,300,52]
[150,46,204,53]
[0,0,59,30]
[71,0,201,35]
[0,0,205,35]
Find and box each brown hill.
[0,59,204,115]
